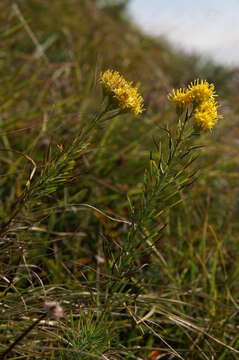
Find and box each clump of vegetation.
[1,1,239,359]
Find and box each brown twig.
[2,312,47,359]
[11,3,49,64]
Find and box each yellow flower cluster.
[168,79,222,130]
[100,70,144,116]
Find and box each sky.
[128,0,239,66]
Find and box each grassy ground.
[0,1,239,359]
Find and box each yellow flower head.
[168,79,215,108]
[100,69,144,116]
[187,79,215,103]
[194,97,222,130]
[168,88,193,108]
[168,78,222,130]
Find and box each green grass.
[0,1,239,359]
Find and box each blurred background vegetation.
[0,0,239,358]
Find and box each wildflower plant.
[2,64,237,359]
[1,4,238,357]
[0,70,140,234]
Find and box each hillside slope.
[0,1,239,358]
